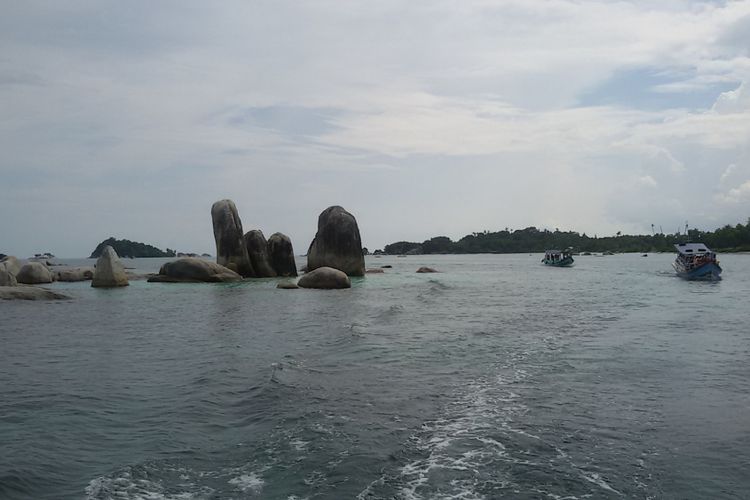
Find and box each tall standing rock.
[211,199,254,277]
[244,230,276,278]
[268,232,297,277]
[91,245,129,287]
[307,206,365,276]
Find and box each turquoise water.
[1,253,749,499]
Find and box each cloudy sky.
[1,0,749,257]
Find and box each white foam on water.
[228,472,265,493]
[85,463,272,499]
[290,438,309,451]
[355,475,386,500]
[580,472,622,496]
[395,379,523,499]
[85,470,214,500]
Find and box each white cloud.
[713,82,750,113]
[718,180,750,203]
[720,164,738,185]
[638,175,658,188]
[1,0,750,255]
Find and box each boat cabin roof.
[674,242,711,255]
[544,249,570,255]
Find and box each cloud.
[712,82,750,113]
[638,175,658,188]
[1,0,750,256]
[718,180,750,203]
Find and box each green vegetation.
[383,219,750,254]
[90,237,176,258]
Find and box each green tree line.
[383,218,750,255]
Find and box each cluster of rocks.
[150,200,364,289]
[1,255,69,300]
[211,199,297,278]
[147,199,298,284]
[5,199,445,298]
[0,245,133,300]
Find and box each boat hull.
[542,256,574,267]
[673,261,722,280]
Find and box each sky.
[1,0,749,257]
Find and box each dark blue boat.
[672,243,722,280]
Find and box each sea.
[1,253,749,499]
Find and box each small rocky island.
[90,237,176,258]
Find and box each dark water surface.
[1,254,749,499]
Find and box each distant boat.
[29,252,55,261]
[642,253,648,257]
[542,249,574,267]
[672,243,722,280]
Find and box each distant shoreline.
[379,221,750,256]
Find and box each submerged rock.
[211,199,254,277]
[416,267,439,273]
[148,258,242,283]
[54,267,94,282]
[0,285,70,301]
[297,266,351,289]
[91,246,129,287]
[307,206,365,276]
[268,232,297,277]
[244,230,276,278]
[276,281,299,289]
[16,262,53,284]
[365,268,385,274]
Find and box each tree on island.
[89,237,177,258]
[382,218,750,254]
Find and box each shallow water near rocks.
[1,253,749,499]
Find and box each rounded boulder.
[0,267,17,286]
[1,256,21,276]
[297,266,351,289]
[148,258,242,283]
[16,262,53,284]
